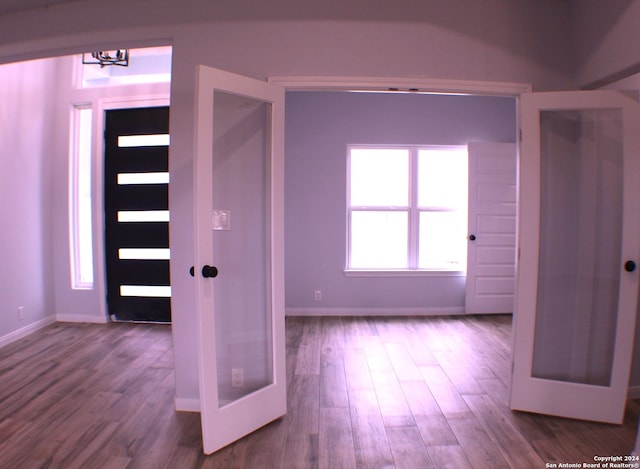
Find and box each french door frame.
[193,65,286,454]
[510,89,640,423]
[268,76,531,96]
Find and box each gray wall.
[570,0,640,88]
[284,91,516,313]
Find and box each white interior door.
[465,142,517,314]
[510,90,640,423]
[193,65,286,454]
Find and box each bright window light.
[347,145,468,271]
[118,248,170,260]
[419,211,467,269]
[117,134,170,147]
[117,172,170,185]
[69,105,94,288]
[117,210,170,222]
[418,149,468,209]
[80,46,172,88]
[120,285,171,297]
[350,211,408,268]
[350,148,409,206]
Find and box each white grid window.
[347,145,468,272]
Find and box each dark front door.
[104,106,171,322]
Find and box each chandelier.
[82,49,129,68]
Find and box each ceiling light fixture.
[82,49,129,68]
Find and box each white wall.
[0,0,581,405]
[570,0,640,88]
[0,58,58,344]
[0,0,575,90]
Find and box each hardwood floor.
[0,315,638,468]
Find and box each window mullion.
[408,147,419,269]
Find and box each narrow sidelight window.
[69,105,94,288]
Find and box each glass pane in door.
[532,109,623,386]
[211,90,273,406]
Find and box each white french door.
[510,90,640,423]
[193,65,286,454]
[465,142,517,314]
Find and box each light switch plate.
[212,210,231,231]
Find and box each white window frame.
[345,144,467,276]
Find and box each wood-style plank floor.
[0,315,638,468]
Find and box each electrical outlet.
[314,290,322,301]
[17,306,24,321]
[231,368,244,388]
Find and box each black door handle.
[190,265,219,277]
[469,234,476,241]
[202,265,219,278]
[625,260,637,272]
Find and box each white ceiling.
[0,0,84,16]
[0,0,574,18]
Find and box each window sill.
[344,269,465,277]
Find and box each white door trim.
[96,96,171,322]
[268,76,532,96]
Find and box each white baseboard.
[0,316,56,349]
[56,314,108,324]
[285,306,465,316]
[175,398,200,412]
[628,386,640,399]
